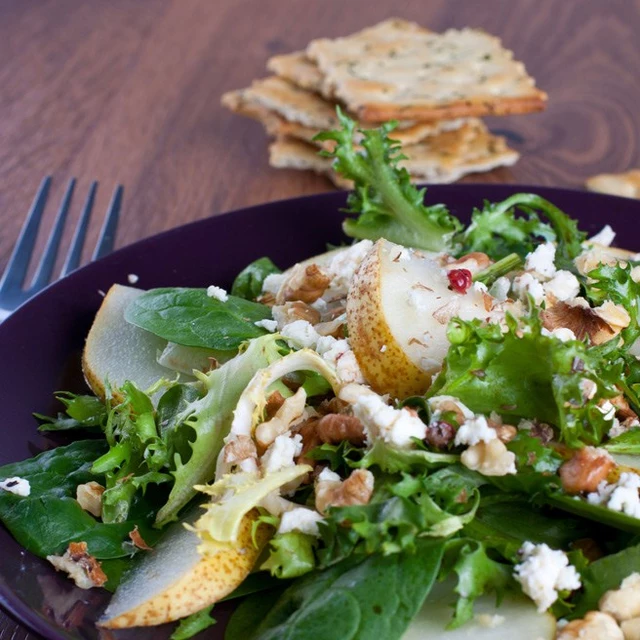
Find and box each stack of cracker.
[222,19,547,187]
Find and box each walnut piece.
[47,542,107,589]
[128,525,153,551]
[541,301,614,344]
[600,573,640,622]
[316,414,366,446]
[76,481,104,518]
[557,611,623,640]
[460,439,516,476]
[220,435,258,475]
[295,418,322,468]
[278,263,330,304]
[272,301,321,326]
[559,446,614,494]
[255,387,307,450]
[265,390,287,420]
[315,468,374,515]
[446,252,492,275]
[621,617,640,640]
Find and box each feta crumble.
[278,507,324,537]
[352,393,426,448]
[489,276,511,302]
[525,242,556,279]
[254,319,278,332]
[206,285,229,302]
[454,415,497,446]
[260,434,303,474]
[589,224,616,247]
[541,327,577,342]
[514,542,582,612]
[0,476,30,497]
[317,337,365,384]
[127,273,139,284]
[587,473,640,518]
[544,270,580,301]
[317,467,341,483]
[280,320,321,349]
[512,272,545,305]
[262,273,286,296]
[326,240,374,296]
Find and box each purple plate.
[1,185,639,639]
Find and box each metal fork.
[0,177,123,320]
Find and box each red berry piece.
[447,268,472,293]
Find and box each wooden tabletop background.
[1,0,640,637]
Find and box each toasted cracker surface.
[306,18,547,122]
[269,120,519,188]
[223,79,468,146]
[267,51,325,93]
[586,170,640,199]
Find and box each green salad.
[3,111,640,640]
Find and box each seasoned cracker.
[586,170,640,199]
[222,79,468,146]
[269,121,519,188]
[267,51,325,93]
[306,18,547,122]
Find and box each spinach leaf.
[231,257,281,300]
[225,588,286,640]
[231,539,444,640]
[570,543,640,618]
[170,605,216,640]
[124,287,272,350]
[0,440,159,565]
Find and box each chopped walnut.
[557,611,623,640]
[221,435,258,474]
[255,387,307,450]
[128,526,153,551]
[257,292,276,306]
[316,414,366,446]
[446,252,492,275]
[47,542,107,589]
[272,301,321,326]
[317,397,350,416]
[600,573,640,622]
[424,421,455,448]
[621,617,640,640]
[76,482,104,518]
[314,314,347,338]
[265,390,286,420]
[460,439,516,476]
[611,394,638,421]
[277,263,330,304]
[571,538,604,562]
[315,468,374,515]
[560,446,614,494]
[542,302,614,344]
[295,418,322,468]
[487,417,517,443]
[594,301,631,334]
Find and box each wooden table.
[1,0,639,637]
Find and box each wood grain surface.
[1,0,640,637]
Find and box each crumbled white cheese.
[514,542,582,612]
[589,225,616,247]
[352,393,426,448]
[278,507,324,537]
[260,434,303,474]
[454,415,497,446]
[587,472,640,518]
[472,281,489,294]
[262,273,286,296]
[280,320,321,349]
[0,476,30,497]
[326,240,374,296]
[318,337,365,384]
[206,285,229,302]
[598,400,616,421]
[489,276,511,302]
[525,242,556,279]
[254,319,278,332]
[512,272,545,305]
[317,467,341,483]
[544,270,580,301]
[580,378,598,400]
[541,327,577,342]
[608,419,626,439]
[127,273,139,284]
[475,613,506,628]
[428,395,475,421]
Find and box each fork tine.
[60,181,97,277]
[92,185,122,261]
[29,178,76,291]
[0,176,51,293]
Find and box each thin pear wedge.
[82,284,190,400]
[347,239,496,398]
[100,510,269,629]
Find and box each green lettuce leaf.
[170,606,216,640]
[262,532,317,579]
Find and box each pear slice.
[82,284,191,400]
[403,580,555,639]
[347,239,495,398]
[100,510,269,628]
